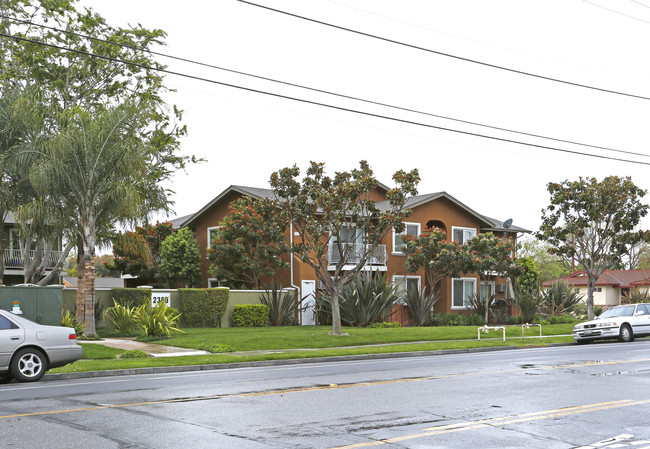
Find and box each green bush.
[370,321,401,328]
[464,314,486,326]
[179,288,229,327]
[431,313,467,326]
[138,303,182,337]
[510,286,543,323]
[120,349,150,359]
[198,343,236,353]
[594,306,603,317]
[111,288,151,308]
[103,301,140,335]
[546,314,576,324]
[507,315,523,325]
[231,304,269,327]
[61,310,86,336]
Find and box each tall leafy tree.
[159,227,201,288]
[207,197,288,289]
[25,104,167,335]
[110,222,173,285]
[403,227,467,294]
[514,256,540,290]
[464,233,518,323]
[519,238,570,282]
[538,176,650,319]
[270,161,419,336]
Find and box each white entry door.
[301,280,316,325]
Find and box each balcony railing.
[327,243,387,266]
[3,249,63,270]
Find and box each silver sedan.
[572,303,650,343]
[0,309,82,382]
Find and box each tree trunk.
[586,274,596,320]
[329,287,343,336]
[37,240,75,286]
[483,277,489,324]
[84,261,96,335]
[76,246,85,323]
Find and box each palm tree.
[28,103,161,334]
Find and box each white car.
[573,303,650,343]
[0,309,82,382]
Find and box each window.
[594,287,602,293]
[392,275,421,301]
[451,226,476,244]
[207,226,220,249]
[480,281,495,303]
[452,278,476,309]
[333,224,363,245]
[0,315,18,330]
[393,222,420,254]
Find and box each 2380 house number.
[151,293,171,307]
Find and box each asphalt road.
[2,340,650,448]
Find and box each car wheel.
[618,324,634,343]
[10,348,47,382]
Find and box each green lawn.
[50,335,575,374]
[159,324,576,351]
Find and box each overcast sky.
[79,0,650,234]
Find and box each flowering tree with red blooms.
[403,227,468,294]
[464,233,519,323]
[207,197,288,289]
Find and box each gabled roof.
[168,214,194,230]
[182,185,276,228]
[375,191,530,233]
[543,270,650,288]
[182,185,529,234]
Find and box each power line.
[237,0,650,102]
[2,31,650,167]
[581,0,650,24]
[3,15,649,160]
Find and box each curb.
[43,342,575,382]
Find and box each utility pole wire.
[2,31,650,167]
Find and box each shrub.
[259,283,301,326]
[594,305,603,316]
[179,288,229,327]
[198,343,236,353]
[465,314,486,326]
[103,301,140,335]
[120,350,150,359]
[404,287,438,326]
[111,288,152,308]
[61,310,86,336]
[431,313,467,326]
[546,314,576,324]
[370,321,401,328]
[319,273,399,327]
[467,292,496,322]
[542,282,584,316]
[510,286,543,323]
[138,303,182,337]
[231,304,269,327]
[507,315,523,325]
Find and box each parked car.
[572,303,650,343]
[0,309,82,382]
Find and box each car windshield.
[599,305,635,318]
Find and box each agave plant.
[467,292,496,323]
[321,272,399,327]
[137,303,182,337]
[259,283,304,326]
[103,301,139,335]
[511,286,544,323]
[622,288,650,304]
[542,282,584,316]
[404,286,439,326]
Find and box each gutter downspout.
[290,222,302,324]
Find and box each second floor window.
[393,222,420,255]
[452,226,476,245]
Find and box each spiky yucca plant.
[543,282,584,315]
[404,287,438,326]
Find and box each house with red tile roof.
[542,270,650,307]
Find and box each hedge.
[179,288,229,327]
[111,288,151,308]
[231,304,269,327]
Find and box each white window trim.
[207,226,220,250]
[392,275,421,292]
[451,226,477,245]
[451,277,477,310]
[392,222,421,255]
